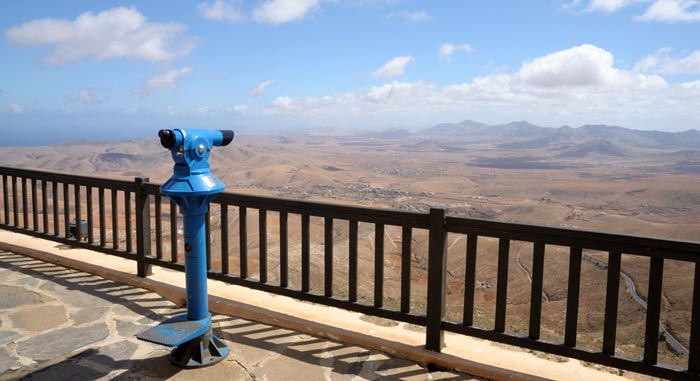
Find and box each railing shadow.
[0,251,176,318]
[0,250,474,381]
[210,316,477,380]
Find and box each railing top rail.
[144,182,430,228]
[446,216,700,261]
[0,166,136,191]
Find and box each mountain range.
[412,120,700,150]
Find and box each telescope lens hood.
[220,130,235,146]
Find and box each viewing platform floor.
[0,249,473,381]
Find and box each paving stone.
[11,275,42,288]
[222,328,289,367]
[17,324,110,361]
[322,346,375,380]
[0,330,21,345]
[0,269,21,284]
[111,302,155,319]
[9,305,69,332]
[253,348,326,381]
[0,285,53,309]
[88,341,139,367]
[20,362,105,381]
[37,280,68,294]
[109,351,182,380]
[0,347,22,375]
[115,319,149,338]
[57,289,113,309]
[167,360,248,381]
[107,286,150,300]
[71,307,109,326]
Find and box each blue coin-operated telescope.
[137,128,234,368]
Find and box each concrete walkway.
[0,249,476,381]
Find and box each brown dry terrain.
[1,121,699,368]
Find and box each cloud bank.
[248,44,698,129]
[5,7,196,64]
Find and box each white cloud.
[438,43,474,61]
[80,89,95,104]
[142,67,193,98]
[9,103,24,113]
[638,0,700,22]
[231,104,249,113]
[562,0,641,12]
[586,0,641,12]
[64,87,110,105]
[561,0,584,10]
[5,7,196,64]
[198,0,244,22]
[387,10,433,23]
[518,44,666,89]
[635,48,700,74]
[198,106,210,115]
[682,80,700,90]
[252,0,321,24]
[156,105,180,116]
[634,47,670,72]
[250,79,276,97]
[273,96,294,109]
[349,0,404,7]
[372,56,414,79]
[569,0,700,22]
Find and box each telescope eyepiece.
[159,129,176,149]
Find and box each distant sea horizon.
[1,119,698,148]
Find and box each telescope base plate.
[137,314,210,347]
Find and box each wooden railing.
[1,166,699,380]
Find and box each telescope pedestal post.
[137,129,235,369]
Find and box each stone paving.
[0,250,477,381]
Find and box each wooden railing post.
[135,177,152,278]
[426,206,448,352]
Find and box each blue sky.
[1,0,700,144]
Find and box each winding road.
[514,245,550,302]
[582,254,688,357]
[513,247,688,356]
